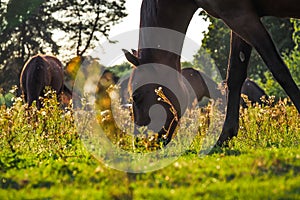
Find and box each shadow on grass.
[207,146,242,156]
[183,147,242,157]
[1,177,54,190]
[0,177,21,189]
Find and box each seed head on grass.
[155,86,179,140]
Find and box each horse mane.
[138,0,184,69]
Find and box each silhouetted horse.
[125,0,300,146]
[124,49,189,144]
[20,54,64,108]
[182,68,222,104]
[240,78,267,108]
[183,68,267,107]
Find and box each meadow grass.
[0,92,299,199]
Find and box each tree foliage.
[198,14,295,81]
[50,0,127,57]
[192,47,222,82]
[0,0,127,91]
[109,62,132,79]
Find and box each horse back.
[253,0,300,18]
[241,78,267,106]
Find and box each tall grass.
[0,89,299,199]
[0,90,87,171]
[235,97,300,150]
[1,89,299,166]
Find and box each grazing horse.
[240,78,267,108]
[125,0,300,146]
[20,54,64,108]
[183,68,267,107]
[118,68,220,106]
[182,68,222,104]
[124,49,190,144]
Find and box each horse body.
[182,68,223,104]
[20,54,64,108]
[241,78,267,108]
[182,68,210,103]
[182,68,267,108]
[195,0,300,144]
[195,0,300,18]
[126,0,300,146]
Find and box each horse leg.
[222,13,300,112]
[217,32,252,146]
[216,12,300,146]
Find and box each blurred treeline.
[0,0,126,91]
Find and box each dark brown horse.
[240,78,267,108]
[20,54,64,108]
[124,49,190,144]
[182,68,222,104]
[183,68,267,107]
[125,0,300,146]
[119,68,218,106]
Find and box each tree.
[192,47,221,82]
[198,14,295,81]
[0,0,127,91]
[49,0,127,58]
[109,62,132,78]
[199,16,230,79]
[0,0,60,90]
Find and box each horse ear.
[131,49,138,57]
[122,49,139,66]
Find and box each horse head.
[123,49,189,144]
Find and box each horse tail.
[25,55,48,107]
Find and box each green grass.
[0,92,300,199]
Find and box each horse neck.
[138,0,198,72]
[139,49,181,71]
[139,0,198,32]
